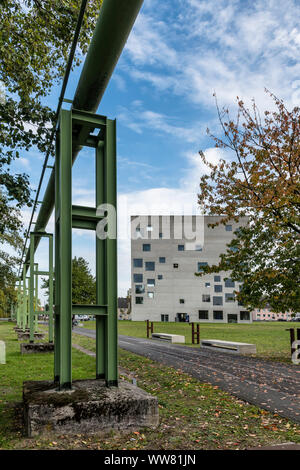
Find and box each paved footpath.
[73,327,300,424]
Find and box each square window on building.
[143,244,151,252]
[214,285,223,293]
[173,263,179,268]
[135,284,144,294]
[145,261,155,271]
[179,299,185,304]
[178,245,185,251]
[225,293,235,302]
[213,310,223,320]
[133,273,143,283]
[133,258,143,268]
[199,310,209,320]
[148,292,154,299]
[147,279,155,287]
[225,225,232,231]
[214,275,221,282]
[202,294,210,302]
[205,282,211,288]
[161,314,169,322]
[159,257,166,263]
[158,274,163,280]
[240,311,250,321]
[225,279,235,288]
[135,297,143,304]
[198,262,208,272]
[213,296,223,306]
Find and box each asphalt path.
[73,326,300,424]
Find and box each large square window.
[225,293,235,302]
[143,244,151,252]
[225,279,235,288]
[214,275,221,282]
[240,311,250,321]
[133,274,143,283]
[214,285,223,293]
[145,261,155,271]
[213,310,223,320]
[202,294,210,302]
[213,296,223,306]
[135,297,143,304]
[133,258,143,268]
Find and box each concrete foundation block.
[17,333,45,341]
[23,379,159,437]
[20,343,54,354]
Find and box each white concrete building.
[130,215,251,323]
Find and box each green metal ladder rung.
[72,304,108,316]
[34,270,49,276]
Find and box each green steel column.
[104,119,118,386]
[57,109,72,390]
[29,235,35,343]
[22,266,27,331]
[54,138,61,383]
[95,140,105,379]
[17,280,21,327]
[34,263,39,333]
[48,235,54,343]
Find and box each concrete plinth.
[20,343,54,354]
[17,333,45,341]
[23,379,159,437]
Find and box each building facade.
[131,215,252,323]
[252,309,293,321]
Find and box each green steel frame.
[54,108,117,390]
[29,232,54,343]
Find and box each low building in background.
[130,215,252,323]
[252,309,294,321]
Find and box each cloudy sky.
[15,0,300,299]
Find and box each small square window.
[173,263,179,269]
[198,262,208,272]
[178,245,185,251]
[135,284,144,294]
[202,294,210,302]
[135,297,143,304]
[145,261,155,271]
[214,285,223,293]
[179,299,185,304]
[143,244,151,252]
[225,279,235,288]
[159,257,166,263]
[214,275,221,282]
[133,258,143,268]
[133,274,143,283]
[158,274,163,280]
[199,310,209,320]
[205,282,211,288]
[148,292,154,299]
[147,279,155,287]
[225,225,232,231]
[213,296,223,306]
[161,314,169,322]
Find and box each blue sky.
[15,0,300,299]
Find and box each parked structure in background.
[253,309,294,321]
[118,296,131,320]
[131,215,252,323]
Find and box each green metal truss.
[54,108,118,390]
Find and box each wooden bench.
[152,333,185,344]
[200,339,256,355]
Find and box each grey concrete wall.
[131,215,251,323]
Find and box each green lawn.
[1,321,300,450]
[82,320,298,363]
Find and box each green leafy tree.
[197,91,300,313]
[42,256,96,304]
[0,1,102,303]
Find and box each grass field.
[82,320,299,363]
[0,321,300,450]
